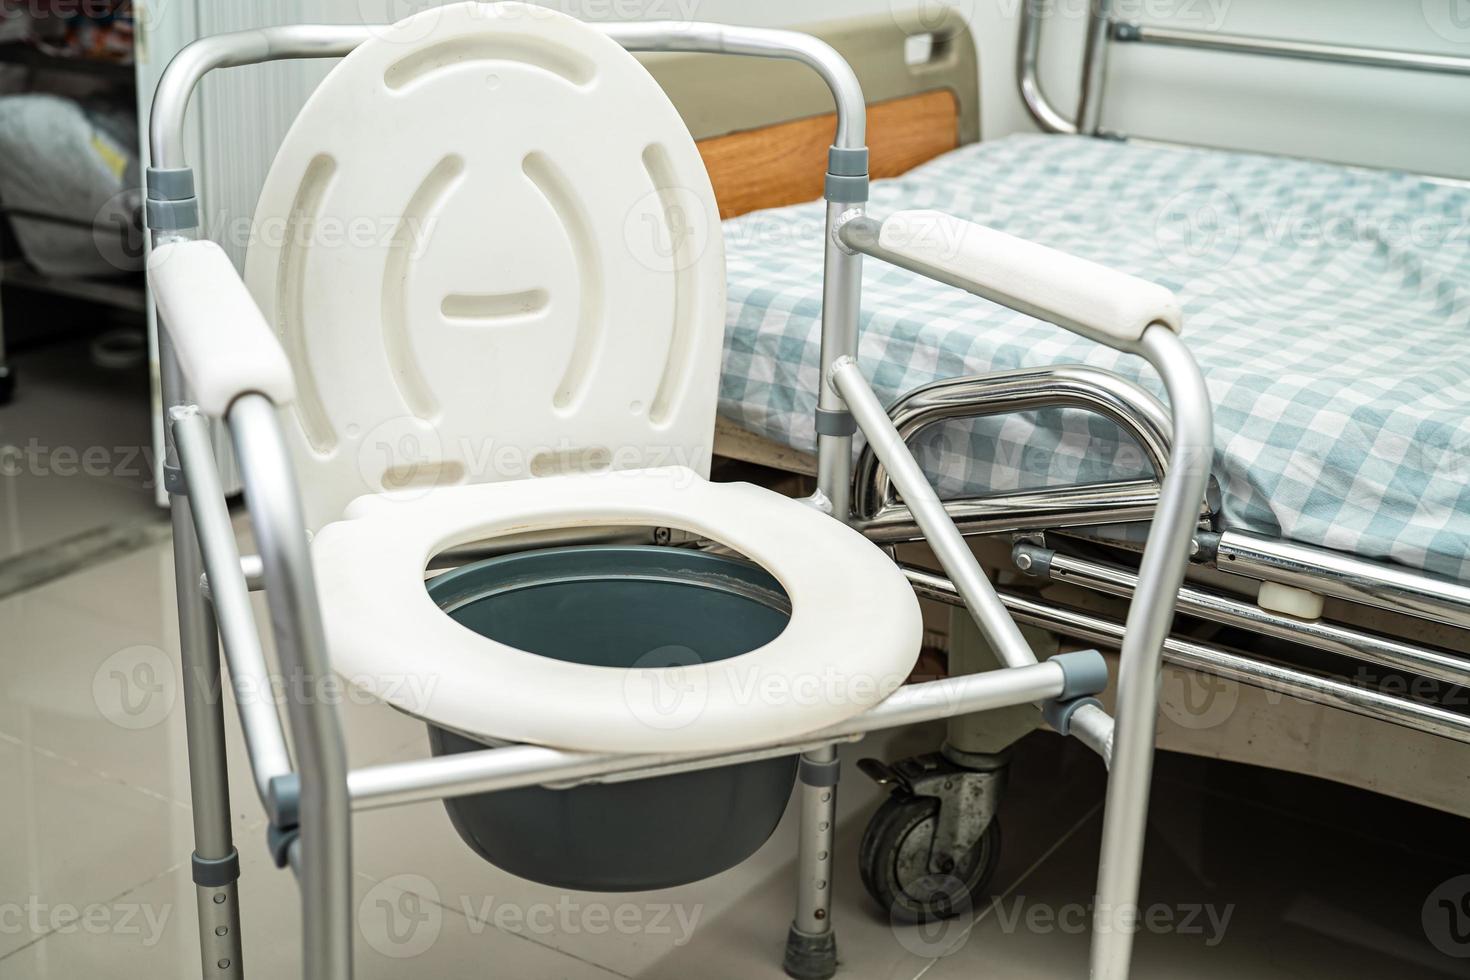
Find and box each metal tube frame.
[146,17,1132,980]
[143,12,1255,980]
[860,366,1470,775]
[850,363,1196,541]
[1018,0,1470,155]
[143,10,1468,980]
[1017,544,1470,688]
[173,407,294,803]
[835,204,1214,976]
[1112,21,1470,78]
[1016,0,1077,135]
[902,564,1470,746]
[1076,0,1114,136]
[1215,531,1470,631]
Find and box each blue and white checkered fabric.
[719,134,1470,580]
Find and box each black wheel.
[859,793,1001,925]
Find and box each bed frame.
[654,9,1470,819]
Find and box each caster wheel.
[859,794,1000,924]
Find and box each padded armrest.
[876,210,1182,348]
[148,240,295,416]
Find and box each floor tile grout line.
[352,868,635,978]
[0,858,189,963]
[0,727,261,827]
[0,518,171,601]
[910,800,1104,980]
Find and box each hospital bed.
[650,2,1470,887]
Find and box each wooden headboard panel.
[637,10,979,219]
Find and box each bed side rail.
[851,363,1210,541]
[1020,0,1470,139]
[905,564,1470,746]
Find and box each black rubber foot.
[783,924,837,980]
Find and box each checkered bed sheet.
[719,134,1470,580]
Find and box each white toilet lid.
[312,468,923,754]
[244,1,727,532]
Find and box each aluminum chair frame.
[146,19,1211,980]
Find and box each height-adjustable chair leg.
[785,746,841,979]
[171,497,245,978]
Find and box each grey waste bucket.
[424,545,799,891]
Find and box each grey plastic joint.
[824,172,869,204]
[266,824,300,870]
[1112,21,1142,42]
[798,754,841,787]
[1042,695,1104,737]
[145,166,199,232]
[1012,542,1054,578]
[267,772,300,832]
[814,407,857,437]
[146,197,200,233]
[1052,649,1109,700]
[192,849,241,888]
[826,145,869,177]
[146,166,195,201]
[162,461,186,497]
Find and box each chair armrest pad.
[877,210,1182,347]
[148,240,295,416]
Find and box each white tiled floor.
[3,345,1470,978]
[5,521,1469,980]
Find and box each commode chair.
[144,4,1213,978]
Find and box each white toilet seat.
[312,467,923,754]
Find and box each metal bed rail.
[850,363,1209,542]
[857,384,1470,752]
[902,564,1470,746]
[889,0,1470,762]
[1019,0,1470,139]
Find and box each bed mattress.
[718,134,1470,580]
